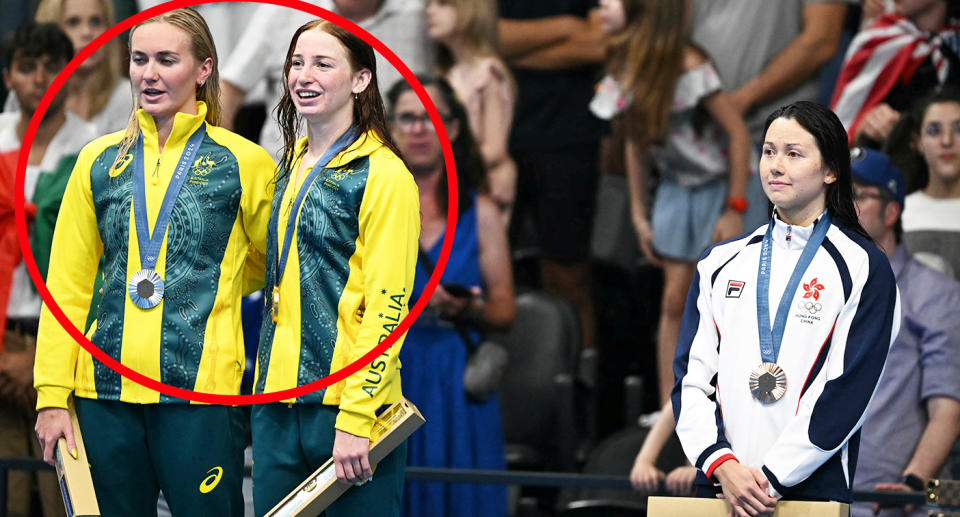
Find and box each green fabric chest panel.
[89,145,129,399]
[295,157,369,403]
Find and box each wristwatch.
[901,473,925,491]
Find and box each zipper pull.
[152,157,160,185]
[785,225,792,242]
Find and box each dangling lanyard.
[128,124,206,310]
[750,210,831,403]
[269,127,357,323]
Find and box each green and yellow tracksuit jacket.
[255,131,420,439]
[34,102,275,409]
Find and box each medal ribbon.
[756,210,832,363]
[272,127,358,287]
[132,124,206,272]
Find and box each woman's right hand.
[35,407,75,466]
[427,285,478,319]
[629,455,665,493]
[632,216,661,267]
[713,460,778,517]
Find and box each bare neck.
[442,38,478,66]
[414,165,443,222]
[64,68,96,120]
[304,111,355,169]
[877,230,898,258]
[775,201,826,227]
[924,174,960,199]
[16,107,66,149]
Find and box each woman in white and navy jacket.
[673,101,900,517]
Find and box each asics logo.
[199,466,223,493]
[109,153,133,177]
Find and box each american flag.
[830,13,960,144]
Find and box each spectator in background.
[0,22,97,517]
[497,0,605,363]
[388,76,514,517]
[850,147,960,517]
[425,0,516,225]
[218,0,433,158]
[592,0,750,405]
[691,0,851,231]
[0,1,36,106]
[832,0,960,148]
[901,87,960,278]
[5,0,130,135]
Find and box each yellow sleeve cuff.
[36,386,72,411]
[334,408,376,439]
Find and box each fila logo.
[726,280,745,298]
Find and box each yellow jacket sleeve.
[34,145,103,410]
[236,137,277,293]
[335,156,420,437]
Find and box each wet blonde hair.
[35,0,121,118]
[111,7,220,169]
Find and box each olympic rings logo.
[797,301,822,314]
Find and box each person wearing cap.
[850,147,960,517]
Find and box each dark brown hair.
[275,19,402,179]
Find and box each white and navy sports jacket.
[672,212,900,502]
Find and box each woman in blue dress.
[387,76,515,517]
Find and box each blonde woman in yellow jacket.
[251,19,420,517]
[33,8,274,516]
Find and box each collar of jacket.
[136,101,208,155]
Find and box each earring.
[354,93,359,100]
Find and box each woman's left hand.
[712,208,743,244]
[332,429,373,485]
[665,466,697,496]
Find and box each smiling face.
[60,0,107,70]
[285,28,370,124]
[760,117,837,222]
[129,21,211,123]
[918,101,960,190]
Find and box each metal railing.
[0,457,933,517]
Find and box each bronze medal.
[749,362,787,403]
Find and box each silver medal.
[128,269,164,309]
